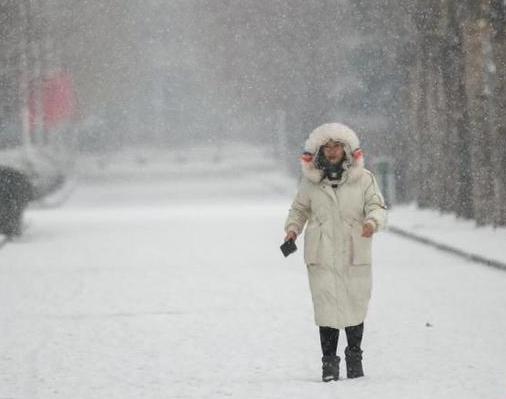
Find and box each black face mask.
[315,149,345,181]
[324,162,344,181]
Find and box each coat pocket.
[304,224,322,265]
[350,224,372,265]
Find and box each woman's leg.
[319,326,340,356]
[344,322,364,350]
[344,322,364,378]
[319,326,340,381]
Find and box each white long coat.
[284,123,387,329]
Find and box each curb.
[387,225,506,272]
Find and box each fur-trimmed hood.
[300,123,364,184]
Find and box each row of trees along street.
[382,0,506,227]
[195,0,506,227]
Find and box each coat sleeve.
[363,173,388,232]
[284,178,311,235]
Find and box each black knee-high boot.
[319,326,340,382]
[344,322,364,378]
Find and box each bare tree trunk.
[406,63,422,203]
[490,0,506,226]
[441,1,474,219]
[391,61,415,203]
[18,0,33,154]
[427,39,448,211]
[462,3,496,226]
[414,38,432,208]
[413,0,442,209]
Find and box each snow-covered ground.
[1,144,505,398]
[388,204,506,267]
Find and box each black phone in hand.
[280,238,297,257]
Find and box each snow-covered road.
[1,156,505,398]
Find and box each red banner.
[29,71,77,133]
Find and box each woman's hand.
[284,231,298,242]
[361,222,375,238]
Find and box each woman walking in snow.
[283,123,387,382]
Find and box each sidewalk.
[387,203,506,271]
[3,181,505,398]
